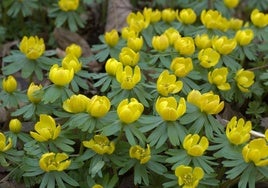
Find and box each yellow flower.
[119,47,140,66]
[129,144,151,164]
[116,65,141,90]
[228,18,243,30]
[143,7,161,24]
[194,34,211,49]
[198,48,220,68]
[212,36,237,55]
[161,8,177,22]
[208,67,231,91]
[39,152,71,172]
[19,36,45,59]
[92,184,103,188]
[187,90,224,115]
[127,12,147,33]
[175,165,204,188]
[27,82,43,103]
[65,43,82,58]
[127,36,143,52]
[0,132,12,152]
[58,0,79,11]
[61,54,82,73]
[170,57,193,77]
[235,69,255,92]
[49,64,74,86]
[201,9,229,31]
[174,37,195,56]
[2,75,17,93]
[63,94,90,113]
[250,9,268,28]
[104,29,119,47]
[105,58,123,76]
[235,29,254,46]
[30,114,61,142]
[9,119,22,134]
[177,8,197,24]
[87,95,111,118]
[242,138,268,166]
[117,98,144,124]
[152,34,169,51]
[121,27,138,40]
[83,135,115,155]
[157,70,183,96]
[224,0,239,8]
[183,134,209,157]
[155,97,186,121]
[164,27,181,45]
[226,116,252,145]
[265,129,268,141]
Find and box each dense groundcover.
[1,0,268,187]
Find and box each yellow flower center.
[183,173,194,185]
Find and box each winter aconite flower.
[224,0,239,8]
[104,29,119,47]
[174,37,195,56]
[127,36,143,52]
[62,54,82,73]
[265,129,268,142]
[87,95,111,118]
[105,58,123,76]
[39,152,71,172]
[9,119,22,134]
[129,144,151,164]
[164,27,181,45]
[30,114,61,142]
[242,138,268,166]
[229,18,243,30]
[250,9,268,28]
[119,47,140,66]
[183,134,209,157]
[27,82,43,103]
[0,132,12,152]
[65,43,82,58]
[235,69,255,92]
[92,184,103,188]
[121,27,138,39]
[117,98,144,124]
[208,67,231,91]
[127,12,147,33]
[83,135,115,155]
[235,29,254,46]
[63,94,90,113]
[58,0,79,11]
[2,75,17,93]
[201,9,229,31]
[143,7,161,24]
[212,36,237,55]
[177,8,197,24]
[226,116,252,145]
[194,34,211,49]
[175,165,204,188]
[152,34,169,51]
[116,65,141,90]
[155,96,186,121]
[19,36,45,59]
[49,64,74,86]
[170,57,193,77]
[198,48,220,68]
[161,8,177,22]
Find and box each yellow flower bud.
[127,36,143,52]
[228,18,243,30]
[177,8,197,24]
[170,57,193,77]
[250,9,268,28]
[119,47,140,66]
[63,94,90,113]
[194,34,211,49]
[143,7,161,23]
[104,29,119,47]
[58,0,79,11]
[235,29,254,46]
[65,43,82,58]
[117,98,144,124]
[116,65,141,90]
[127,12,147,33]
[83,135,115,155]
[27,82,43,103]
[49,64,74,86]
[235,69,255,92]
[62,54,82,73]
[174,37,195,56]
[208,67,231,91]
[2,75,17,93]
[9,119,22,134]
[92,184,103,188]
[212,36,237,55]
[198,48,220,68]
[265,129,268,142]
[121,27,138,40]
[129,144,151,164]
[224,0,239,8]
[161,8,177,22]
[105,58,123,76]
[0,132,12,152]
[183,134,209,156]
[87,95,111,118]
[164,27,181,45]
[152,34,169,51]
[19,36,45,59]
[201,9,229,31]
[39,152,71,172]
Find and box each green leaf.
[167,124,180,146]
[134,164,149,185]
[60,171,79,187]
[39,173,50,188]
[147,161,167,175]
[124,126,136,145]
[55,11,68,28]
[91,160,105,177]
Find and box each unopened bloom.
[143,7,161,23]
[226,116,252,145]
[242,138,268,166]
[19,36,45,59]
[235,69,255,92]
[194,34,211,49]
[2,75,17,93]
[127,36,143,52]
[39,152,71,172]
[208,67,231,90]
[164,27,181,45]
[170,57,193,77]
[235,29,254,46]
[63,94,90,113]
[175,165,204,188]
[105,58,123,76]
[62,54,82,73]
[229,18,243,30]
[119,47,140,66]
[92,184,103,188]
[9,119,22,134]
[250,9,268,28]
[198,48,220,68]
[212,36,237,55]
[49,64,74,86]
[162,8,177,22]
[83,135,115,155]
[201,9,229,31]
[87,95,111,118]
[183,134,209,157]
[174,37,195,56]
[117,98,144,124]
[187,90,224,115]
[265,129,268,141]
[224,0,239,8]
[121,27,138,39]
[116,65,141,90]
[127,12,147,33]
[152,34,169,51]
[65,43,82,58]
[104,29,119,47]
[30,114,61,142]
[157,70,183,96]
[27,82,43,103]
[177,8,197,24]
[129,144,151,164]
[155,97,186,121]
[58,0,79,11]
[0,132,12,152]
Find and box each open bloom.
[127,36,143,52]
[63,94,90,113]
[164,27,181,45]
[224,0,239,8]
[208,67,231,91]
[105,58,123,76]
[242,138,268,166]
[129,144,151,164]
[235,29,254,46]
[83,135,115,155]
[187,90,224,115]
[0,132,12,152]
[116,65,141,90]
[65,43,82,58]
[157,70,183,96]
[198,48,220,68]
[104,29,119,47]
[155,97,186,121]
[30,114,61,142]
[152,34,169,51]
[87,95,111,118]
[212,36,237,55]
[183,134,209,157]
[117,98,144,124]
[194,34,211,49]
[27,82,43,103]
[161,8,177,22]
[177,8,196,24]
[175,165,204,188]
[2,75,17,93]
[9,119,22,134]
[39,152,71,172]
[62,54,82,73]
[49,64,74,86]
[235,69,255,92]
[170,57,193,77]
[119,47,140,66]
[226,116,252,145]
[19,36,45,59]
[250,9,268,28]
[174,37,195,56]
[58,0,79,11]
